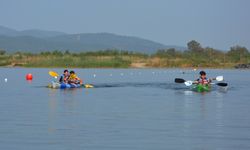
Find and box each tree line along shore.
[0,40,249,68]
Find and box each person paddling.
[194,70,212,85]
[59,69,69,83]
[68,70,83,86]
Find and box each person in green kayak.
[68,70,83,85]
[59,69,69,83]
[194,70,212,85]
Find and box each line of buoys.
[2,68,199,85]
[51,69,199,80]
[1,73,34,83]
[89,70,185,78]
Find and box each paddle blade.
[216,82,228,87]
[49,71,59,77]
[184,81,193,86]
[175,78,185,83]
[84,84,94,88]
[215,76,223,81]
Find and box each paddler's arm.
[193,79,199,84]
[59,76,63,83]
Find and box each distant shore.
[0,46,249,69]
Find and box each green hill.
[0,25,186,53]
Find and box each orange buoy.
[26,73,33,80]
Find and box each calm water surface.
[0,68,250,150]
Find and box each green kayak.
[192,84,211,92]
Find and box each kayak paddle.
[49,71,59,78]
[174,78,186,83]
[211,82,228,87]
[214,76,223,81]
[210,76,227,86]
[84,84,94,88]
[174,78,193,86]
[175,76,227,87]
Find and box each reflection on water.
[48,88,82,134]
[183,90,193,96]
[48,89,57,133]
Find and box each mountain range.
[0,25,186,53]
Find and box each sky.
[0,0,249,50]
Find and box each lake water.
[0,68,250,150]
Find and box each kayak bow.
[192,84,211,92]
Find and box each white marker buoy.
[4,78,7,82]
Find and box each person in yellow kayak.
[194,70,212,85]
[59,69,69,83]
[68,70,83,86]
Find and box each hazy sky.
[0,0,249,50]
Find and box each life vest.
[197,77,210,84]
[59,74,69,83]
[69,74,77,80]
[69,74,82,84]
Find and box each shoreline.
[0,64,241,69]
[1,52,248,69]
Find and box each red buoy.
[26,73,33,80]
